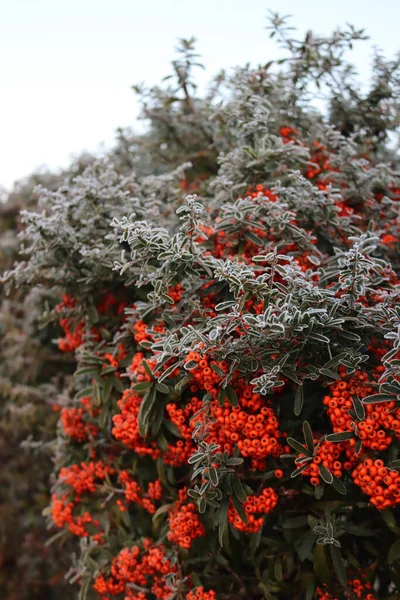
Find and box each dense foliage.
[3,13,400,600]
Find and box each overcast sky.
[1,0,399,190]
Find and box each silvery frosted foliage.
[2,12,400,600]
[6,160,190,297]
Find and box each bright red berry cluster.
[167,489,205,549]
[227,488,278,533]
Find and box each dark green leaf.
[319,465,333,484]
[362,393,395,404]
[329,545,347,587]
[287,437,309,456]
[294,385,304,416]
[332,477,347,495]
[303,421,314,453]
[158,362,179,382]
[231,493,248,525]
[314,544,330,583]
[218,499,229,546]
[352,396,365,420]
[319,368,341,380]
[388,539,400,565]
[232,477,247,503]
[283,516,309,529]
[138,386,157,437]
[326,432,354,442]
[211,363,226,377]
[226,385,238,407]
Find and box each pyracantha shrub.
[4,12,400,600]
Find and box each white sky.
[1,0,399,190]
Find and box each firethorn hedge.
[3,12,400,600]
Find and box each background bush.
[2,13,400,600]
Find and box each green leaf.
[138,386,157,437]
[294,385,304,416]
[291,463,309,478]
[185,360,198,370]
[231,493,248,525]
[362,393,395,404]
[329,545,347,587]
[102,377,113,403]
[152,503,172,522]
[244,230,264,245]
[158,362,179,382]
[232,477,247,503]
[340,523,376,537]
[121,509,131,528]
[156,381,170,394]
[110,375,124,392]
[314,544,330,584]
[382,508,400,533]
[314,483,324,500]
[217,387,226,406]
[287,437,309,456]
[79,578,90,600]
[319,465,333,484]
[133,381,152,392]
[306,580,315,600]
[163,419,183,438]
[274,557,283,581]
[337,330,361,341]
[75,366,99,377]
[352,396,365,420]
[93,380,102,406]
[303,421,314,453]
[309,333,330,344]
[156,430,168,452]
[297,530,317,562]
[283,516,309,529]
[388,538,400,565]
[332,476,346,495]
[325,432,354,442]
[218,499,229,546]
[175,373,193,391]
[215,301,237,311]
[142,359,154,379]
[75,385,94,399]
[209,466,219,486]
[308,515,318,530]
[226,385,238,407]
[211,363,226,377]
[319,368,341,380]
[388,460,400,469]
[99,403,108,429]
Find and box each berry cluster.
[211,386,284,465]
[119,471,158,514]
[184,352,226,399]
[93,542,176,600]
[112,388,161,458]
[227,488,278,533]
[167,489,205,549]
[317,576,376,600]
[296,439,343,486]
[60,401,99,442]
[51,494,102,539]
[323,369,397,451]
[352,458,400,510]
[186,587,217,600]
[58,460,114,497]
